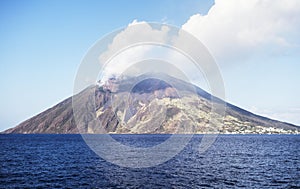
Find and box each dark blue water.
[1,134,299,188]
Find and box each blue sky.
[1,0,299,131]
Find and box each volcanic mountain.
[2,74,299,134]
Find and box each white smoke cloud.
[100,0,300,80]
[99,20,170,80]
[182,0,300,61]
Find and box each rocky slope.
[2,74,299,134]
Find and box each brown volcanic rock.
[3,97,77,134]
[2,74,300,134]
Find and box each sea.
[0,134,299,188]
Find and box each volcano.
[3,73,299,134]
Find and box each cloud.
[182,0,300,61]
[99,20,169,64]
[98,20,210,86]
[99,20,170,80]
